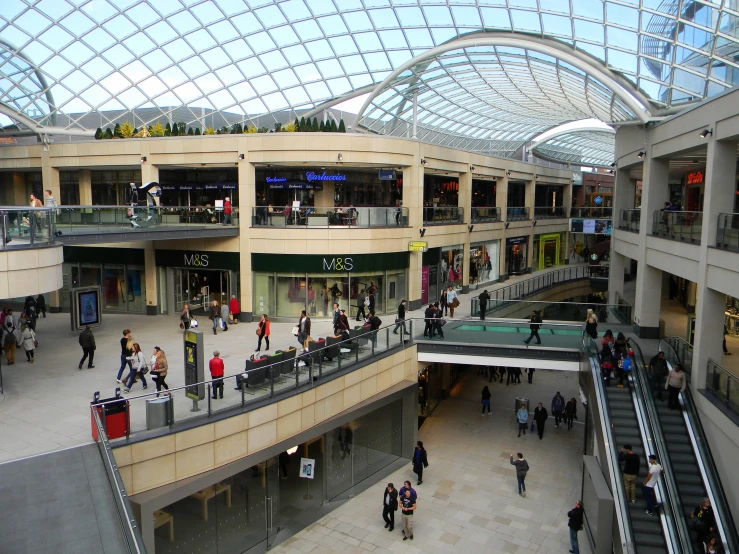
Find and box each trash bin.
[91,391,129,441]
[146,396,174,430]
[514,396,529,418]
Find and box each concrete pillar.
[144,242,157,315]
[562,182,573,216]
[313,183,334,208]
[692,138,737,390]
[238,137,254,322]
[406,155,425,310]
[496,176,509,279]
[9,173,26,205]
[41,163,60,204]
[79,169,92,205]
[609,252,626,307]
[459,170,472,292]
[609,167,636,306]
[633,155,669,337]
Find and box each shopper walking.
[585,309,598,339]
[3,320,16,365]
[78,325,96,369]
[423,303,434,338]
[446,286,458,317]
[180,303,192,330]
[567,500,584,554]
[332,302,341,335]
[21,324,36,363]
[412,441,428,485]
[150,347,169,395]
[36,294,46,318]
[122,343,147,392]
[220,301,230,331]
[223,196,232,225]
[432,302,444,339]
[439,289,448,317]
[229,295,240,323]
[478,289,490,319]
[393,300,408,335]
[399,480,417,501]
[527,367,535,384]
[564,397,578,430]
[400,488,416,541]
[523,310,542,345]
[666,363,687,411]
[509,452,529,496]
[517,403,529,437]
[356,289,367,321]
[297,310,311,347]
[649,351,668,401]
[533,402,548,439]
[643,454,664,516]
[481,385,492,415]
[209,300,221,335]
[691,498,716,549]
[256,314,270,352]
[117,329,134,383]
[551,391,565,427]
[618,444,640,503]
[382,483,398,532]
[209,350,225,400]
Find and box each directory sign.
[70,286,102,331]
[184,329,205,401]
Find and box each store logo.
[185,253,209,267]
[306,171,346,182]
[323,257,353,271]
[266,177,287,183]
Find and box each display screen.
[78,291,100,326]
[571,218,612,235]
[184,332,199,400]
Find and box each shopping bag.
[190,319,199,328]
[291,326,299,336]
[530,423,535,432]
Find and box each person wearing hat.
[78,324,96,369]
[478,289,490,320]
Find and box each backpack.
[3,329,14,347]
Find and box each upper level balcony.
[533,206,567,219]
[251,205,408,228]
[652,210,702,244]
[618,209,641,233]
[571,207,613,219]
[423,206,463,226]
[55,205,240,244]
[506,207,529,222]
[716,213,739,252]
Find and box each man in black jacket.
[568,500,584,554]
[393,300,408,335]
[423,304,435,337]
[533,402,548,440]
[382,483,398,532]
[78,325,96,369]
[649,351,668,401]
[523,310,542,345]
[478,289,490,320]
[367,311,382,346]
[618,444,640,503]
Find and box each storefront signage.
[378,169,396,181]
[306,171,346,182]
[408,241,428,252]
[266,177,287,183]
[570,219,612,235]
[322,257,354,271]
[267,180,323,191]
[686,170,704,185]
[506,236,529,246]
[159,183,236,190]
[252,252,408,273]
[155,250,240,271]
[594,195,603,205]
[184,253,209,267]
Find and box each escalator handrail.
[659,340,739,553]
[581,332,636,551]
[629,339,693,554]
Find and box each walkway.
[273,368,592,554]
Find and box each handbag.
[692,517,706,533]
[179,322,185,329]
[291,325,299,336]
[440,319,447,326]
[530,422,535,432]
[452,298,460,308]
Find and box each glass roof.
[0,0,737,150]
[531,128,617,168]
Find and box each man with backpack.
[478,289,490,320]
[356,289,367,321]
[3,320,17,365]
[367,311,382,346]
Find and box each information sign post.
[184,329,205,412]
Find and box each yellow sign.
[408,241,428,252]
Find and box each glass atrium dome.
[531,128,617,168]
[0,0,736,153]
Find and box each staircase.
[653,398,706,552]
[606,384,668,554]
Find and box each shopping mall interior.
[1,2,739,554]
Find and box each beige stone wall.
[0,245,64,297]
[112,346,417,495]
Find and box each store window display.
[506,236,529,276]
[470,241,500,286]
[440,246,463,289]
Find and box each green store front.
[252,253,409,320]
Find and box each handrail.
[662,336,693,381]
[716,212,739,252]
[91,407,146,553]
[614,292,633,325]
[629,339,692,553]
[705,358,739,416]
[618,209,641,233]
[651,210,702,244]
[580,332,636,552]
[1,207,57,248]
[660,340,739,554]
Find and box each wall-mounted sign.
[686,170,704,185]
[506,236,529,246]
[378,169,397,181]
[266,177,287,183]
[594,195,603,205]
[322,257,354,271]
[408,241,428,252]
[306,171,346,182]
[184,329,205,401]
[70,286,102,331]
[267,180,323,191]
[155,250,240,271]
[570,218,612,235]
[252,252,408,273]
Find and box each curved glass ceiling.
[532,128,616,168]
[0,0,737,147]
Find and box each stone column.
[79,169,92,205]
[632,154,669,337]
[608,167,636,306]
[524,177,535,273]
[41,152,60,201]
[459,169,472,293]
[144,242,157,315]
[691,138,737,390]
[497,175,509,279]
[406,155,425,310]
[313,183,334,209]
[238,137,254,322]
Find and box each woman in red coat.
[229,295,240,324]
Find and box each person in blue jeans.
[643,454,664,516]
[509,453,529,497]
[123,342,148,393]
[116,329,133,383]
[567,500,584,554]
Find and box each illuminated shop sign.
[266,177,287,183]
[306,171,346,182]
[686,171,704,185]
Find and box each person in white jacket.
[21,324,36,363]
[123,342,148,392]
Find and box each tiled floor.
[272,368,592,554]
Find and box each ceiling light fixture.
[507,170,512,177]
[610,162,616,167]
[238,153,244,160]
[470,165,475,171]
[468,225,474,232]
[637,151,645,159]
[421,159,428,166]
[419,228,426,237]
[140,156,147,163]
[337,153,343,161]
[699,129,713,138]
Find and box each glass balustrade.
[651,210,702,243]
[422,206,463,225]
[571,207,613,218]
[533,206,567,219]
[506,207,529,221]
[470,206,501,223]
[705,359,739,416]
[0,208,57,248]
[252,206,408,227]
[716,213,739,252]
[618,209,640,232]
